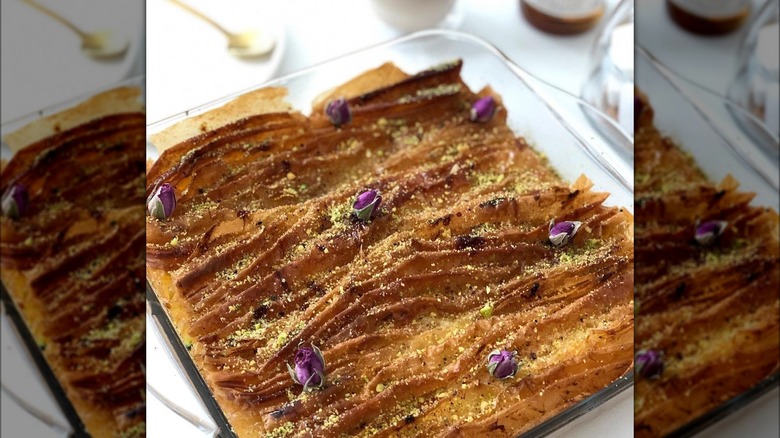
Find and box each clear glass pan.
[146,29,634,438]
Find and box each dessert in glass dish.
[146,57,634,437]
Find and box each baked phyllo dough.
[634,89,780,436]
[146,61,634,437]
[0,87,146,437]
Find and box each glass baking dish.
[0,75,146,438]
[145,29,634,438]
[635,47,779,437]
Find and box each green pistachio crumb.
[480,303,494,318]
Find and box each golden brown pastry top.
[147,61,634,437]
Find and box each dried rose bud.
[287,345,326,391]
[1,184,29,219]
[548,219,582,247]
[470,96,496,123]
[352,189,381,221]
[487,349,518,379]
[147,183,176,219]
[695,220,727,246]
[325,97,352,127]
[636,349,663,379]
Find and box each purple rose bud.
[548,219,582,247]
[487,349,518,379]
[147,183,176,219]
[695,220,727,246]
[352,189,381,222]
[470,96,496,123]
[2,184,29,219]
[286,345,326,391]
[636,349,663,379]
[325,97,352,127]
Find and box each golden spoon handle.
[168,0,233,37]
[21,0,87,38]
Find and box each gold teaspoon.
[22,0,129,60]
[168,0,275,59]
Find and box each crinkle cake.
[146,61,634,437]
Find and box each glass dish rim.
[635,43,779,191]
[1,75,146,145]
[0,286,84,437]
[0,74,146,438]
[635,47,780,437]
[145,29,635,438]
[146,29,632,140]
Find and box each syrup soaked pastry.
[0,87,146,437]
[147,61,634,437]
[634,89,779,436]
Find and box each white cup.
[371,0,457,32]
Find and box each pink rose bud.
[695,220,727,246]
[325,97,352,127]
[636,349,664,379]
[287,345,326,391]
[352,189,381,222]
[470,96,496,123]
[487,349,518,379]
[147,183,176,219]
[549,219,582,247]
[1,184,29,219]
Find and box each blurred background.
[2,1,145,437]
[0,0,145,124]
[634,1,778,438]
